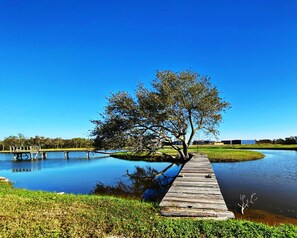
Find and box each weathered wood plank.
[173,181,219,186]
[160,154,234,219]
[161,208,235,219]
[165,190,223,196]
[160,201,228,210]
[168,186,222,193]
[161,196,226,204]
[178,172,215,177]
[183,164,212,168]
[174,177,217,182]
[164,192,224,200]
[183,164,212,167]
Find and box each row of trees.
[0,134,93,151]
[256,137,297,145]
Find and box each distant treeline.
[256,136,297,145]
[0,134,93,150]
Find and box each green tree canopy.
[92,70,230,160]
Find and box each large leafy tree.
[92,70,230,160]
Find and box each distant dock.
[7,146,112,160]
[160,154,234,220]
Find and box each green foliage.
[257,137,297,145]
[111,151,180,162]
[92,70,230,160]
[0,182,296,237]
[0,135,93,151]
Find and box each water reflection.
[0,152,181,195]
[11,160,43,172]
[12,168,39,173]
[1,152,109,173]
[92,164,178,202]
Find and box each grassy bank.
[114,146,265,162]
[3,144,295,161]
[111,151,181,163]
[0,181,296,237]
[187,146,265,162]
[225,144,297,150]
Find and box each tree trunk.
[182,141,189,160]
[177,149,185,160]
[171,142,189,161]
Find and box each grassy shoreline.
[0,181,296,237]
[225,144,297,150]
[112,144,297,162]
[112,146,265,163]
[2,144,296,162]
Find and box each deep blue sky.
[0,0,296,140]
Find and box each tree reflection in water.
[91,163,178,202]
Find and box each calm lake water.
[0,150,296,219]
[213,150,297,219]
[0,152,181,194]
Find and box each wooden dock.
[8,146,113,161]
[160,154,234,220]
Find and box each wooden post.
[86,151,90,159]
[64,151,69,159]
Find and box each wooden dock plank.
[160,201,228,210]
[161,208,235,219]
[164,192,224,200]
[173,181,219,186]
[161,196,226,204]
[164,188,223,194]
[174,177,218,182]
[160,154,234,220]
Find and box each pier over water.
[160,154,234,220]
[8,146,112,160]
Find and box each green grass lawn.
[114,143,297,162]
[0,181,296,237]
[228,144,297,150]
[187,146,265,162]
[187,143,297,162]
[3,144,296,161]
[113,146,265,162]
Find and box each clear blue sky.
[0,0,296,141]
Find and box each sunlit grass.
[158,145,265,162]
[228,144,297,150]
[0,181,296,237]
[113,146,265,162]
[188,146,264,162]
